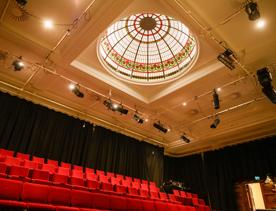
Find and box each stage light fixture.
[180,134,190,143]
[257,67,276,104]
[12,56,24,71]
[133,113,144,124]
[69,83,84,98]
[245,1,260,21]
[217,49,235,70]
[153,122,168,133]
[43,19,54,29]
[16,0,28,6]
[213,89,220,109]
[210,116,220,129]
[103,99,128,115]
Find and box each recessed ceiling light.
[182,102,187,106]
[256,19,266,29]
[43,19,54,29]
[217,88,221,92]
[167,128,171,132]
[145,118,149,122]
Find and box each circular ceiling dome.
[98,13,198,85]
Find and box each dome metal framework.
[98,13,198,85]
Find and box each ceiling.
[0,0,275,156]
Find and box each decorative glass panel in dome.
[98,13,199,85]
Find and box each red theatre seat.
[150,191,159,199]
[160,192,169,201]
[121,179,131,187]
[73,165,83,171]
[0,162,7,177]
[48,185,71,206]
[71,169,86,190]
[141,183,149,190]
[31,168,51,184]
[55,206,80,211]
[4,156,22,166]
[99,175,113,192]
[71,189,93,208]
[85,167,94,174]
[133,178,141,184]
[111,177,127,194]
[155,201,169,211]
[9,165,30,181]
[0,148,14,157]
[86,173,100,190]
[126,197,142,211]
[0,178,23,201]
[141,179,148,185]
[16,152,30,160]
[139,189,149,198]
[142,199,155,211]
[22,182,49,204]
[125,176,132,182]
[106,172,115,178]
[24,160,39,169]
[132,182,140,189]
[41,163,57,174]
[168,194,181,204]
[96,169,105,176]
[128,187,139,196]
[115,174,124,180]
[53,167,70,185]
[47,159,59,166]
[32,156,45,164]
[61,162,71,169]
[91,192,110,210]
[109,194,127,210]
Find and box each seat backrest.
[150,191,159,199]
[139,189,148,197]
[99,175,109,183]
[198,199,206,205]
[86,172,98,181]
[121,179,131,187]
[186,192,192,198]
[159,192,168,200]
[16,152,30,160]
[116,174,124,180]
[72,169,83,178]
[169,194,177,202]
[5,156,22,166]
[192,193,198,198]
[180,191,186,197]
[133,178,141,183]
[32,156,45,164]
[85,167,94,174]
[96,169,105,176]
[149,181,156,187]
[125,176,132,182]
[141,179,148,185]
[57,167,70,176]
[111,177,120,185]
[173,189,180,196]
[0,148,14,157]
[60,162,71,169]
[24,160,39,169]
[9,165,29,177]
[106,172,115,178]
[41,163,57,173]
[73,165,83,171]
[0,178,23,200]
[141,183,148,190]
[132,182,140,189]
[47,159,58,166]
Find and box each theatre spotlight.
[103,99,128,115]
[153,122,168,133]
[210,116,220,129]
[16,0,28,6]
[133,113,144,124]
[180,134,190,143]
[213,89,220,109]
[69,83,84,98]
[257,67,276,104]
[245,1,260,21]
[12,56,24,71]
[217,49,235,70]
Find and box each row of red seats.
[0,178,198,211]
[0,148,157,186]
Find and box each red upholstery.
[32,156,45,164]
[128,187,139,196]
[139,189,149,198]
[121,179,131,187]
[22,182,49,203]
[71,169,85,189]
[180,191,186,197]
[85,168,94,174]
[125,176,132,182]
[141,179,148,185]
[9,165,30,180]
[0,162,7,177]
[149,181,156,186]
[99,175,113,192]
[48,185,71,206]
[91,192,110,210]
[31,168,50,184]
[109,194,127,210]
[5,156,22,166]
[155,201,169,211]
[116,174,124,180]
[55,206,80,211]
[61,162,71,169]
[0,148,14,157]
[47,159,59,166]
[86,172,99,190]
[106,172,115,178]
[126,197,142,211]
[133,178,141,184]
[0,178,23,200]
[198,199,205,205]
[167,203,179,211]
[53,167,70,185]
[24,160,39,169]
[71,189,93,208]
[42,163,57,174]
[111,177,127,194]
[16,152,30,160]
[168,194,181,204]
[0,199,26,208]
[27,202,54,210]
[160,192,169,201]
[142,199,155,211]
[73,165,83,171]
[132,182,140,189]
[186,192,192,198]
[192,193,198,198]
[141,183,148,190]
[150,191,159,199]
[96,170,105,176]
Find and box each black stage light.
[210,117,220,129]
[12,56,24,71]
[217,49,235,70]
[117,104,128,115]
[69,84,84,98]
[153,122,168,133]
[180,134,190,143]
[16,0,28,6]
[257,67,276,104]
[213,89,220,109]
[245,1,260,21]
[133,113,144,124]
[103,99,128,114]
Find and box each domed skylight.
[98,13,198,85]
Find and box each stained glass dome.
[98,13,198,85]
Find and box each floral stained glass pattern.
[98,13,198,85]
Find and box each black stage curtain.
[165,137,276,211]
[0,92,164,186]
